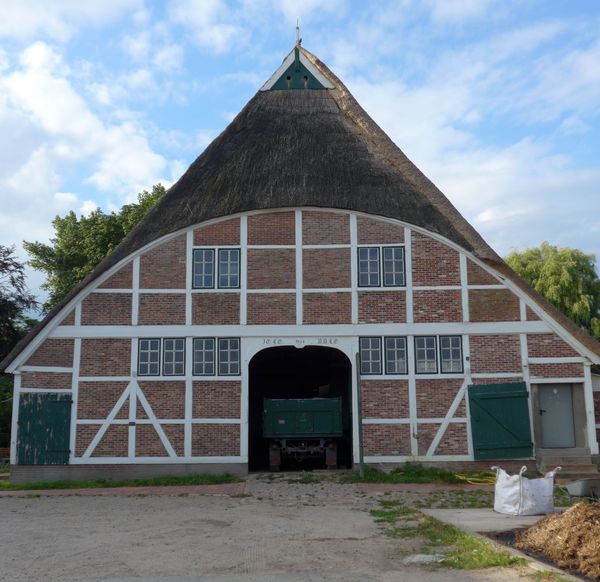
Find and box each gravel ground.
[0,473,534,582]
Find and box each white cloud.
[0,0,144,42]
[426,0,499,23]
[277,0,347,24]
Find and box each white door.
[539,384,575,448]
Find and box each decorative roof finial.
[296,19,301,46]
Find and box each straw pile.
[515,502,600,579]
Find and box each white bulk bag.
[492,465,561,516]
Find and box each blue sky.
[1,0,599,300]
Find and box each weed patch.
[343,463,495,484]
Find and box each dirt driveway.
[0,476,536,581]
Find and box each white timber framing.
[7,207,600,465]
[68,338,81,462]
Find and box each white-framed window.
[359,337,382,375]
[439,335,463,373]
[192,249,215,289]
[415,336,438,374]
[138,338,161,376]
[382,246,405,287]
[163,338,185,376]
[193,337,215,376]
[218,249,240,289]
[218,338,240,375]
[384,336,408,374]
[358,247,380,287]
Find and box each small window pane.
[218,249,240,289]
[193,338,215,376]
[139,338,161,376]
[218,338,240,376]
[358,247,380,287]
[163,338,185,376]
[360,337,382,375]
[193,249,215,289]
[415,336,437,374]
[440,336,463,373]
[382,246,405,287]
[384,337,407,374]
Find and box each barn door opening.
[248,346,352,471]
[17,393,72,465]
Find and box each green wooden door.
[17,393,72,464]
[468,382,533,460]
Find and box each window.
[192,249,215,289]
[138,338,161,376]
[218,249,240,289]
[439,336,463,373]
[358,247,380,287]
[193,338,215,376]
[384,336,408,374]
[382,246,405,286]
[218,338,240,375]
[163,338,185,376]
[415,336,438,374]
[359,337,382,375]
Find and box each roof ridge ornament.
[296,19,302,47]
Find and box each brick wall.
[413,290,462,323]
[163,424,185,456]
[302,211,349,244]
[140,234,186,289]
[363,424,410,455]
[529,363,584,378]
[469,334,522,373]
[91,425,128,457]
[417,424,439,455]
[25,339,74,367]
[247,293,295,325]
[469,289,519,322]
[357,216,404,244]
[248,212,295,245]
[80,339,131,376]
[21,372,72,389]
[192,293,239,325]
[303,293,351,324]
[466,260,498,285]
[358,291,406,323]
[135,425,167,457]
[192,424,240,456]
[138,381,185,419]
[138,294,186,325]
[59,311,75,326]
[192,381,241,418]
[99,263,133,289]
[527,334,579,358]
[436,424,468,455]
[416,379,465,417]
[303,248,351,288]
[77,381,129,419]
[361,380,409,418]
[248,249,295,289]
[470,377,524,385]
[194,217,240,245]
[81,293,132,325]
[526,306,541,321]
[411,232,460,286]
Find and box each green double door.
[17,393,72,465]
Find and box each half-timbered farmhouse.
[3,45,600,482]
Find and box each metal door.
[539,384,575,448]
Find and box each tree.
[0,245,38,451]
[505,242,600,340]
[24,184,165,312]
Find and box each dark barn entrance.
[248,346,353,471]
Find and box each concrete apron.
[422,508,579,581]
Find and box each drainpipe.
[355,352,365,478]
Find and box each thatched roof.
[3,46,600,369]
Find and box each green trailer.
[262,397,343,470]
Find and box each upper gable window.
[358,246,405,288]
[192,248,240,290]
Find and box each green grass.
[0,472,242,491]
[527,571,572,582]
[342,463,495,484]
[370,499,525,570]
[0,463,9,473]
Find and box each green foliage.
[0,472,241,491]
[24,184,165,312]
[505,242,600,340]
